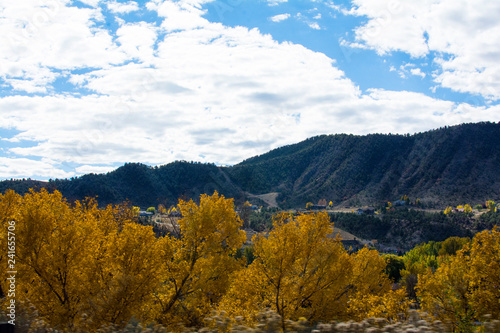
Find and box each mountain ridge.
[2,122,500,208]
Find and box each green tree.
[400,241,440,299]
[382,254,405,283]
[438,236,470,256]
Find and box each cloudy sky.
[1,0,500,180]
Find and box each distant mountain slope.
[0,161,243,208]
[227,122,500,207]
[1,122,500,208]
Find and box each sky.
[1,0,500,180]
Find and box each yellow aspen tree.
[464,204,472,213]
[158,204,167,214]
[347,248,407,321]
[0,189,105,330]
[467,228,500,318]
[89,222,164,329]
[417,228,500,331]
[486,200,496,212]
[444,206,453,215]
[347,288,409,321]
[220,212,353,328]
[151,192,247,328]
[0,189,163,331]
[417,254,475,332]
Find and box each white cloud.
[1,0,500,180]
[295,12,322,30]
[270,13,290,23]
[75,165,117,174]
[107,1,139,14]
[0,0,126,93]
[267,0,288,6]
[410,68,426,79]
[116,22,158,63]
[0,157,74,179]
[345,0,500,100]
[78,0,101,7]
[147,0,211,32]
[396,63,426,79]
[308,22,321,30]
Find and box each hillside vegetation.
[1,122,500,208]
[229,121,500,207]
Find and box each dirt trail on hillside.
[246,192,279,207]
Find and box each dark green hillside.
[0,161,242,208]
[331,209,474,251]
[227,122,500,207]
[1,122,500,208]
[61,161,243,207]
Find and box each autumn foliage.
[0,189,499,332]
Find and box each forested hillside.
[228,121,500,207]
[1,122,499,208]
[0,161,242,207]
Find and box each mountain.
[0,161,243,208]
[228,122,500,207]
[1,122,500,208]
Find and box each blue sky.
[1,0,499,180]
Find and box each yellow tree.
[89,222,164,328]
[151,192,247,328]
[486,200,496,212]
[464,204,472,213]
[158,204,167,214]
[220,212,352,328]
[220,212,400,327]
[467,228,500,318]
[240,201,252,229]
[417,252,475,332]
[0,189,163,331]
[347,248,409,321]
[417,228,500,331]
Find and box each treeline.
[1,190,500,332]
[44,161,241,207]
